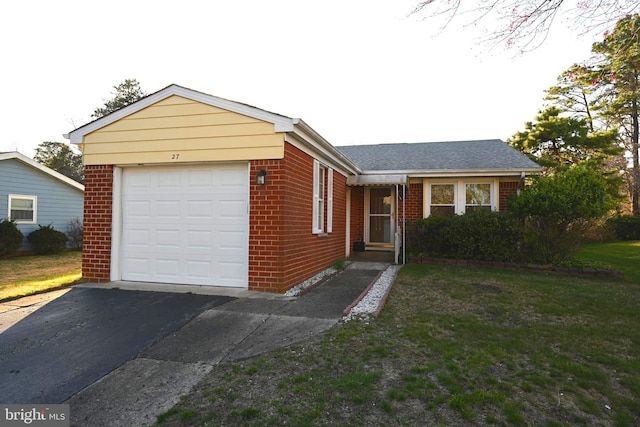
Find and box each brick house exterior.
[68,84,540,294]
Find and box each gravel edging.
[344,265,402,322]
[284,266,340,297]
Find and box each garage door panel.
[156,229,181,249]
[185,261,212,279]
[156,201,181,218]
[186,231,212,250]
[121,164,248,288]
[156,259,180,277]
[186,200,214,219]
[128,200,152,218]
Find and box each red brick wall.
[82,165,113,282]
[248,159,285,292]
[249,143,348,293]
[401,183,424,221]
[349,187,365,251]
[499,181,519,211]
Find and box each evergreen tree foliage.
[508,107,620,172]
[590,14,640,214]
[92,79,147,118]
[34,141,84,184]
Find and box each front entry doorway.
[365,187,395,250]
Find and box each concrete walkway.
[65,261,389,427]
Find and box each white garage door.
[121,164,248,288]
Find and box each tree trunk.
[632,96,640,215]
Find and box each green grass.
[576,240,640,282]
[155,243,640,426]
[0,251,82,301]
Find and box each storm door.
[365,187,394,248]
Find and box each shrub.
[609,215,640,241]
[0,219,24,257]
[508,164,617,263]
[67,217,83,250]
[28,224,68,255]
[407,211,525,262]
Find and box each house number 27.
[171,154,180,160]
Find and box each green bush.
[28,224,68,255]
[609,215,640,240]
[0,219,24,257]
[508,164,617,263]
[407,211,525,262]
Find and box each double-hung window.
[465,183,492,213]
[430,184,456,217]
[8,195,37,223]
[312,160,333,234]
[427,180,496,217]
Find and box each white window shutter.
[327,168,333,233]
[312,159,320,233]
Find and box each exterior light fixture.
[256,169,267,185]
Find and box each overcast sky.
[1,0,597,158]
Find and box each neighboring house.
[66,84,541,293]
[0,152,84,251]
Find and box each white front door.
[365,187,395,249]
[120,164,248,288]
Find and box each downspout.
[517,171,526,196]
[403,183,406,265]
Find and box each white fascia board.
[0,152,84,191]
[360,168,542,178]
[66,84,295,144]
[286,119,361,176]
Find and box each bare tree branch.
[411,0,640,51]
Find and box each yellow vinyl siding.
[81,95,285,165]
[84,134,283,154]
[83,146,283,166]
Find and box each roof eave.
[65,84,296,144]
[289,119,361,174]
[359,168,543,177]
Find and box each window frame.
[428,183,456,217]
[8,194,37,224]
[464,183,492,213]
[425,179,497,217]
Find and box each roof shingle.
[337,139,540,172]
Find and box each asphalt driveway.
[0,288,232,404]
[0,262,390,426]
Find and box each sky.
[1,0,599,158]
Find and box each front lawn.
[576,240,640,283]
[156,262,640,426]
[0,251,82,301]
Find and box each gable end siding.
[81,95,285,165]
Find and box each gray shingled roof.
[336,139,541,172]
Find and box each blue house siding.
[0,157,84,251]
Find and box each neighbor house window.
[430,184,456,217]
[8,195,37,223]
[427,180,496,217]
[312,160,333,234]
